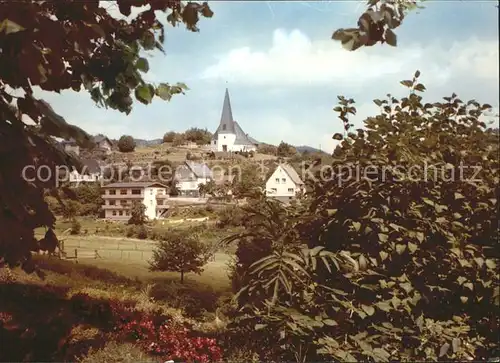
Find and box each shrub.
[128,201,147,225]
[117,135,136,153]
[79,342,157,363]
[226,74,500,362]
[162,131,177,143]
[216,206,245,228]
[135,225,148,240]
[70,219,81,235]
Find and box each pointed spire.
[218,88,235,133]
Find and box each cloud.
[200,29,499,91]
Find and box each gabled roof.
[185,161,213,178]
[102,181,168,188]
[93,135,112,144]
[280,164,304,185]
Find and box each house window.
[282,178,286,183]
[119,211,123,216]
[112,211,117,216]
[271,188,277,193]
[109,200,116,205]
[150,190,153,195]
[120,189,127,195]
[288,188,294,193]
[108,190,116,195]
[223,136,226,139]
[275,178,279,183]
[131,189,141,195]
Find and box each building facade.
[175,161,213,197]
[211,89,259,152]
[265,164,305,201]
[101,181,169,221]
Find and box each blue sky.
[40,1,499,152]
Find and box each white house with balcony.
[265,163,305,202]
[101,181,169,221]
[174,161,213,197]
[210,88,259,152]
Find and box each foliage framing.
[226,72,499,362]
[0,0,213,271]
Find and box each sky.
[37,1,499,153]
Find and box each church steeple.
[218,88,235,134]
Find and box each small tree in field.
[128,201,147,225]
[118,135,136,152]
[149,230,210,283]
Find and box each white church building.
[211,89,259,152]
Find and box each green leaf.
[375,301,392,312]
[136,57,150,72]
[323,319,338,326]
[0,19,25,34]
[332,133,343,140]
[439,342,450,357]
[156,83,173,101]
[135,85,153,104]
[352,221,361,232]
[378,233,388,242]
[361,304,375,316]
[395,244,406,254]
[414,83,426,92]
[454,192,465,200]
[385,29,397,46]
[408,242,418,253]
[255,324,267,330]
[414,70,421,78]
[400,80,413,88]
[485,259,497,269]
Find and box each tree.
[0,1,213,271]
[149,229,210,283]
[163,131,177,143]
[184,127,212,145]
[277,141,297,157]
[117,135,136,153]
[62,200,80,221]
[172,133,187,146]
[128,200,147,225]
[224,73,499,362]
[231,163,265,199]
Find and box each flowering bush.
[70,293,222,362]
[118,317,222,362]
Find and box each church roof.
[212,88,259,146]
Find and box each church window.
[222,124,226,131]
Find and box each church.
[210,88,259,152]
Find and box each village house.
[69,159,102,185]
[265,163,305,202]
[60,135,113,156]
[93,135,113,154]
[210,89,259,153]
[101,181,169,221]
[60,139,80,155]
[174,161,213,197]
